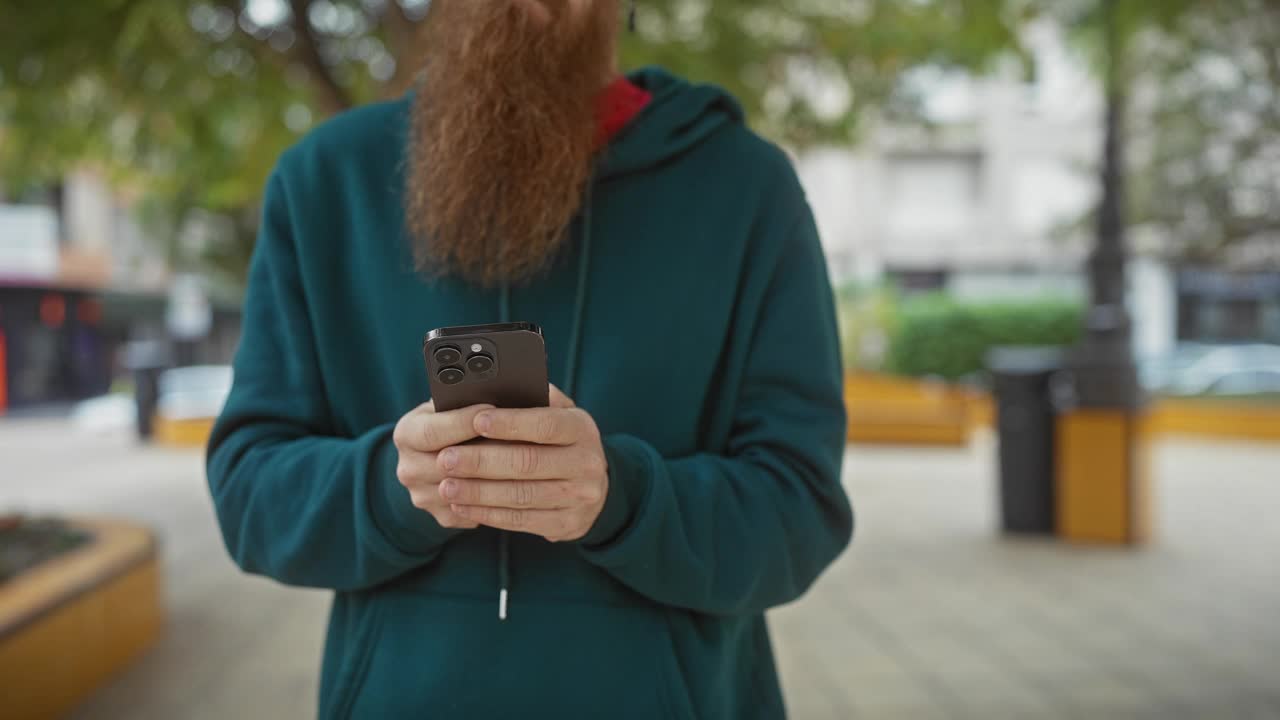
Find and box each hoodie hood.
[596,66,744,181]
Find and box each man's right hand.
[392,401,493,530]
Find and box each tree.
[1127,0,1280,268]
[0,0,1024,291]
[1043,0,1277,268]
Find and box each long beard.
[406,0,619,287]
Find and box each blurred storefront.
[0,173,241,411]
[1176,269,1280,344]
[0,287,110,409]
[0,197,113,410]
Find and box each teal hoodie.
[207,67,853,719]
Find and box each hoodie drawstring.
[496,283,512,620]
[494,181,594,621]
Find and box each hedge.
[885,295,1083,381]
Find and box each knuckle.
[419,420,441,451]
[395,461,410,485]
[558,515,577,538]
[580,483,604,505]
[507,509,526,528]
[461,448,480,475]
[583,452,607,478]
[573,408,597,434]
[516,444,540,475]
[513,481,536,508]
[535,414,559,443]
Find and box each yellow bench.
[844,374,973,446]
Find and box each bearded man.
[207,0,853,717]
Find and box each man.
[206,0,853,717]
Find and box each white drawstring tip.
[498,588,508,621]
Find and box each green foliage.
[1037,0,1274,266]
[0,0,1026,289]
[885,295,1082,381]
[624,0,1028,144]
[1126,0,1280,267]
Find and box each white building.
[797,22,1177,358]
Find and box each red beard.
[406,0,620,287]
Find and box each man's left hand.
[436,386,609,542]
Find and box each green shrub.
[885,294,1083,381]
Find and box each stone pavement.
[2,419,1278,719]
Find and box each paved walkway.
[2,420,1278,719]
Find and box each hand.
[437,386,609,542]
[392,400,494,530]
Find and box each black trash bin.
[988,347,1063,535]
[123,340,172,441]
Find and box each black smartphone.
[424,322,550,412]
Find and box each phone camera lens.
[433,345,462,366]
[437,367,465,385]
[466,353,494,374]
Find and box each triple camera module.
[433,344,494,385]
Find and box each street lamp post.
[1054,0,1150,545]
[1067,0,1141,410]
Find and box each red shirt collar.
[596,76,652,147]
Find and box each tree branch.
[287,0,353,114]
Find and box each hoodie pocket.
[346,593,685,719]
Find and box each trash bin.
[988,347,1063,535]
[123,340,172,441]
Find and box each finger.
[395,403,494,452]
[451,505,568,537]
[438,478,576,509]
[434,511,479,530]
[406,488,478,529]
[438,442,583,480]
[395,449,444,488]
[548,384,576,408]
[472,407,587,445]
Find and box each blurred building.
[797,22,1195,358]
[0,171,232,410]
[801,24,1097,286]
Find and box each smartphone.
[424,322,549,412]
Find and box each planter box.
[153,414,216,448]
[0,519,163,720]
[1147,399,1280,443]
[844,374,972,446]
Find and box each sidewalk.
[2,421,1277,719]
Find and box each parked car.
[1197,368,1280,396]
[1137,342,1214,392]
[1142,343,1280,397]
[156,365,234,421]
